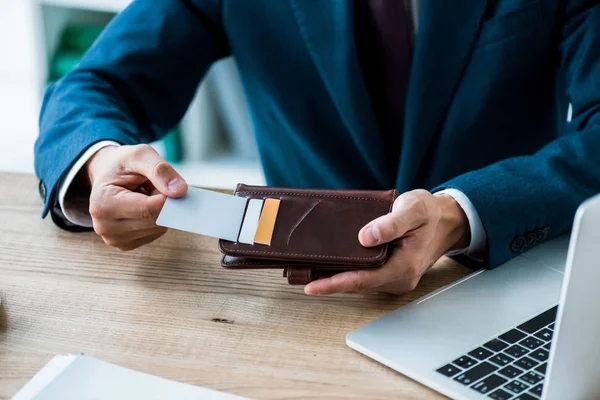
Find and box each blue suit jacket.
[35,0,600,268]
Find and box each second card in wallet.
[156,187,248,242]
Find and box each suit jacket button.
[38,180,47,201]
[541,227,551,241]
[535,229,545,242]
[511,236,526,252]
[525,232,537,246]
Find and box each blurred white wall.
[0,1,45,173]
[0,0,264,188]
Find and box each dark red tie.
[355,0,413,178]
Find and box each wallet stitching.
[223,260,269,266]
[235,191,393,202]
[224,189,397,261]
[223,260,283,266]
[223,260,381,268]
[222,249,385,260]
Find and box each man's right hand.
[85,144,188,251]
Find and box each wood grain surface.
[0,173,471,399]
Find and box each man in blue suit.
[35,0,600,295]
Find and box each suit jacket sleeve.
[34,0,230,219]
[434,0,600,268]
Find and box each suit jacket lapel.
[289,0,390,188]
[395,0,488,191]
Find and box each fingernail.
[168,177,185,192]
[304,285,318,296]
[361,225,379,246]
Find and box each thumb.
[126,145,188,198]
[358,214,401,247]
[358,197,426,247]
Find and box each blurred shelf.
[17,0,259,185]
[172,157,266,190]
[40,0,131,13]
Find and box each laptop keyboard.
[436,305,558,399]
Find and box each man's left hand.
[304,189,471,295]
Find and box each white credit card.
[237,198,264,245]
[156,187,248,242]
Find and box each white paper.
[156,187,248,242]
[13,355,249,400]
[11,355,77,400]
[237,199,264,244]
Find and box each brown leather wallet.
[219,184,398,285]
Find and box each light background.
[0,0,266,189]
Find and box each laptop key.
[471,374,508,394]
[549,323,555,330]
[454,362,498,385]
[484,339,509,352]
[535,362,547,374]
[499,329,527,343]
[489,353,514,367]
[534,328,553,342]
[519,371,545,385]
[504,379,530,394]
[498,365,523,378]
[436,364,461,377]
[519,336,545,350]
[488,388,513,400]
[543,342,551,350]
[469,347,494,360]
[518,306,558,334]
[514,356,539,370]
[530,383,544,396]
[453,355,477,368]
[513,394,538,400]
[530,349,549,362]
[504,344,529,358]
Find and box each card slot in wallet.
[219,184,398,285]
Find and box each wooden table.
[0,173,471,399]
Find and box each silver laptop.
[347,194,600,400]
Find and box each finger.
[305,247,423,295]
[95,217,160,234]
[134,181,156,196]
[139,182,161,197]
[104,227,168,244]
[305,265,421,295]
[304,269,387,295]
[142,181,156,194]
[123,144,187,197]
[110,191,167,220]
[116,230,168,251]
[94,218,158,237]
[91,188,167,234]
[359,195,427,247]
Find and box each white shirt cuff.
[58,141,121,227]
[434,188,487,260]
